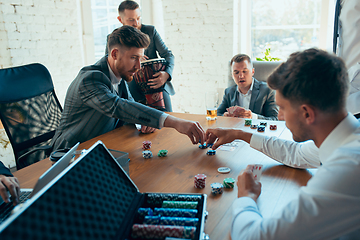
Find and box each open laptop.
[0,142,79,224]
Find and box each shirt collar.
[236,78,254,96]
[107,62,121,85]
[319,113,360,162]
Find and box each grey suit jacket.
[0,161,12,177]
[51,56,164,150]
[217,78,278,120]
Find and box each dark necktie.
[118,80,128,99]
[115,80,128,128]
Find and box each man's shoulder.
[141,24,156,35]
[225,85,238,94]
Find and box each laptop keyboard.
[0,191,32,224]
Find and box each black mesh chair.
[0,63,62,170]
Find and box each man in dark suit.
[217,54,278,120]
[0,161,20,205]
[108,0,175,112]
[52,26,204,151]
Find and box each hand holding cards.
[251,164,263,181]
[225,106,252,118]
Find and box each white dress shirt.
[231,113,360,239]
[236,79,258,119]
[107,64,168,128]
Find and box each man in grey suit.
[108,0,175,112]
[217,54,278,120]
[52,26,204,151]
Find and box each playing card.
[252,164,263,181]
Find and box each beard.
[121,74,133,82]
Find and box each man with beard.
[206,48,360,239]
[52,26,204,150]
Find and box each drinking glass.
[205,92,219,120]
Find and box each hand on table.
[147,71,169,89]
[237,165,262,201]
[0,175,20,206]
[140,125,157,134]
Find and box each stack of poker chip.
[270,124,277,130]
[142,140,152,150]
[211,182,224,194]
[144,215,161,225]
[194,174,206,188]
[146,193,202,205]
[206,149,216,155]
[154,208,198,218]
[259,122,267,126]
[162,200,198,209]
[137,207,154,218]
[159,216,199,227]
[223,178,235,188]
[257,125,265,132]
[158,149,168,157]
[244,119,252,126]
[131,224,196,239]
[250,124,258,129]
[142,150,153,159]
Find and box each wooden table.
[13,113,316,239]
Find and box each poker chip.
[211,182,224,195]
[142,150,153,159]
[244,119,252,126]
[142,140,152,150]
[198,143,208,149]
[259,122,267,126]
[206,143,214,148]
[223,178,235,188]
[250,124,258,129]
[217,167,231,174]
[206,150,216,155]
[157,149,168,157]
[257,126,265,132]
[194,174,206,188]
[270,124,277,130]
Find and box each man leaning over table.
[51,26,205,151]
[206,48,360,239]
[105,0,175,112]
[0,161,20,206]
[217,54,278,120]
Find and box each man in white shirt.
[206,48,360,239]
[217,54,278,120]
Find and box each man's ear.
[251,68,255,76]
[117,16,123,24]
[110,48,119,60]
[301,104,316,125]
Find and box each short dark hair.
[230,54,252,68]
[118,0,139,15]
[107,25,150,52]
[267,48,349,113]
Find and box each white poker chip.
[217,167,231,174]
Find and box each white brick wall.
[0,0,84,168]
[162,0,233,114]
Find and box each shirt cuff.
[159,113,169,128]
[249,133,269,151]
[251,113,258,119]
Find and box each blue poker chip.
[142,150,153,158]
[198,143,208,149]
[206,143,214,148]
[206,150,216,155]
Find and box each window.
[91,0,120,60]
[238,0,335,60]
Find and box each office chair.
[0,63,63,170]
